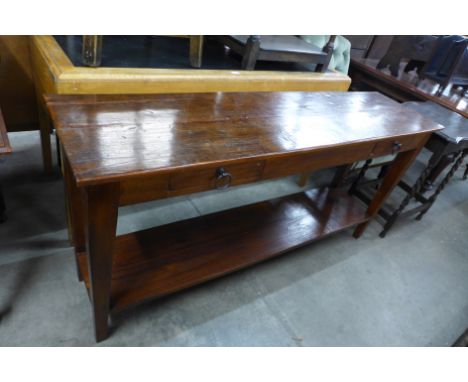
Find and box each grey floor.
[0,131,467,346]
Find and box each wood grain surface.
[46,91,444,187]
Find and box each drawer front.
[370,135,425,158]
[169,160,265,196]
[263,141,375,180]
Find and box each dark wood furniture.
[376,36,437,77]
[349,57,468,118]
[45,91,441,342]
[213,35,336,71]
[0,107,12,222]
[421,36,468,96]
[352,101,467,237]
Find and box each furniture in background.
[213,35,336,71]
[349,57,468,118]
[31,36,351,174]
[300,35,351,73]
[81,35,205,68]
[46,91,440,342]
[351,101,467,237]
[0,36,38,133]
[0,107,12,223]
[421,35,468,96]
[376,35,438,77]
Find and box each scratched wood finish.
[45,91,443,188]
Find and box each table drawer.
[370,135,424,158]
[169,161,265,195]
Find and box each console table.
[45,91,442,342]
[0,108,12,222]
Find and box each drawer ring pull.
[215,167,233,189]
[392,141,402,154]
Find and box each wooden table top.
[403,101,468,144]
[46,91,444,186]
[0,108,12,155]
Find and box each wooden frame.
[30,35,351,173]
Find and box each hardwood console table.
[45,91,442,342]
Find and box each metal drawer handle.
[392,141,402,154]
[215,167,232,189]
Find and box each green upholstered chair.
[300,35,351,74]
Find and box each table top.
[403,101,468,144]
[46,91,443,186]
[350,58,468,118]
[0,108,12,155]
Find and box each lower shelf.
[77,187,368,312]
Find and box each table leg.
[331,164,353,188]
[379,156,436,238]
[37,98,53,173]
[297,173,308,187]
[422,152,456,192]
[353,147,424,238]
[63,154,86,280]
[85,183,120,342]
[416,149,468,221]
[189,36,204,68]
[82,35,103,67]
[0,184,6,223]
[463,163,468,181]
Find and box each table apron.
[117,134,428,206]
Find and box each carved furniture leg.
[379,158,436,238]
[353,147,425,238]
[422,152,456,192]
[85,182,120,343]
[416,149,468,221]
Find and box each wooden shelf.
[77,187,368,312]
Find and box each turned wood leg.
[242,36,260,70]
[379,156,437,238]
[85,183,120,342]
[422,152,456,192]
[0,185,6,223]
[416,149,468,221]
[63,153,86,281]
[353,146,425,238]
[189,35,204,68]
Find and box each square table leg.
[84,183,120,342]
[353,146,426,238]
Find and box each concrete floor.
[0,131,467,346]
